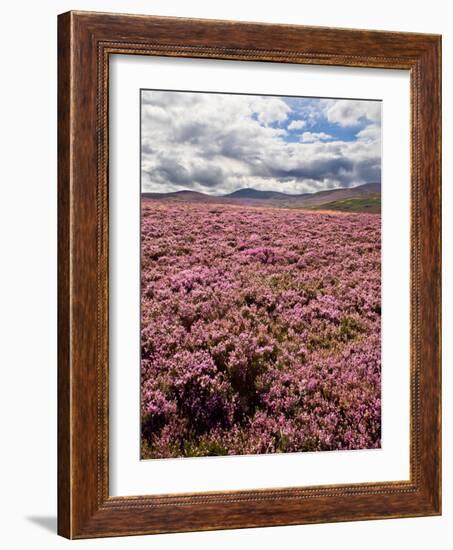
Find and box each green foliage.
[311,194,381,213]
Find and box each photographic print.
[140,89,382,459]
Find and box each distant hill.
[142,182,381,213]
[224,188,291,200]
[310,193,381,213]
[142,190,218,202]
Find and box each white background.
[0,1,450,548]
[110,56,410,495]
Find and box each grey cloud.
[146,159,225,189]
[191,164,225,187]
[141,142,156,155]
[152,158,192,186]
[174,122,214,144]
[266,157,355,182]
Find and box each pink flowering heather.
[141,201,381,458]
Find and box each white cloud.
[356,124,381,144]
[287,119,306,131]
[300,131,333,143]
[251,96,291,125]
[323,99,381,127]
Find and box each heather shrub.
[141,202,381,458]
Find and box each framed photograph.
[58,11,441,538]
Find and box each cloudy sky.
[141,90,381,196]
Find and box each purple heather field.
[140,201,381,459]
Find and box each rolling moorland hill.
[142,182,381,213]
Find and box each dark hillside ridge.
[224,188,292,200]
[143,182,381,212]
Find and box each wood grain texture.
[57,11,72,538]
[57,10,441,539]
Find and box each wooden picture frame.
[58,10,441,539]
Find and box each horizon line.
[141,181,381,197]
